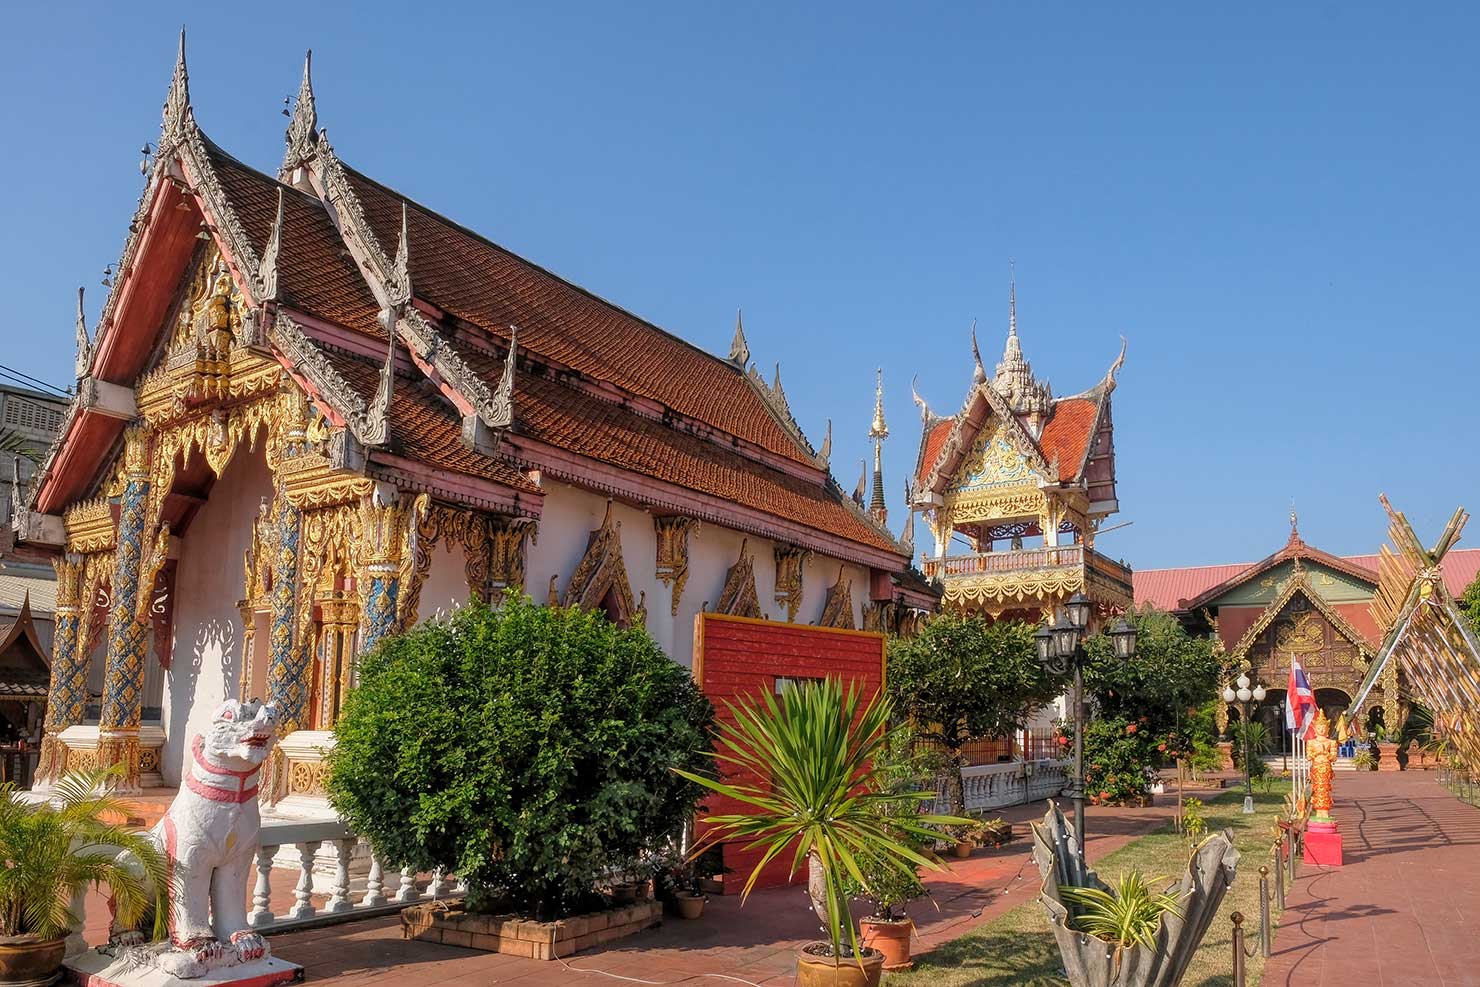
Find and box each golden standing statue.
[1308,710,1338,821]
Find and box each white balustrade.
[925,758,1070,815]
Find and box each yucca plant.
[1059,871,1186,951]
[0,767,170,942]
[675,679,968,962]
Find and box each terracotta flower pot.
[859,917,913,970]
[609,882,638,905]
[0,937,66,986]
[952,840,973,859]
[795,943,884,987]
[675,892,706,920]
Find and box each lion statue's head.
[200,699,279,770]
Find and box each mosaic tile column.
[357,490,407,654]
[98,452,151,792]
[265,500,307,733]
[359,572,400,652]
[34,555,84,788]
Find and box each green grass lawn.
[887,787,1287,987]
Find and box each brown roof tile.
[206,143,384,338]
[337,165,815,467]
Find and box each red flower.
[1157,743,1168,752]
[1126,723,1138,734]
[1099,790,1110,801]
[1057,735,1070,746]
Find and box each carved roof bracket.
[396,308,509,434]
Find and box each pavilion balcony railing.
[920,545,1134,599]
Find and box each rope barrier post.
[1274,838,1286,909]
[1288,827,1298,882]
[1231,911,1247,987]
[1259,866,1272,958]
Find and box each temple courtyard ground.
[258,789,1201,986]
[1264,770,1480,987]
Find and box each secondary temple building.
[907,284,1132,623]
[10,39,938,799]
[1135,514,1480,743]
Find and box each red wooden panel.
[692,613,885,892]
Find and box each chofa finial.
[74,286,91,381]
[817,418,832,468]
[391,202,411,305]
[491,324,517,429]
[257,188,285,302]
[910,374,933,423]
[281,50,318,176]
[970,318,985,384]
[160,27,191,152]
[728,308,750,367]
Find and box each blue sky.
[3,3,1477,570]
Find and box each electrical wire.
[554,954,765,986]
[0,364,68,397]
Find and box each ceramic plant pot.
[795,943,884,987]
[952,840,973,859]
[675,893,706,920]
[0,937,66,986]
[859,917,913,970]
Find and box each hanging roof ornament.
[728,308,750,367]
[281,50,318,177]
[159,28,191,155]
[73,287,91,381]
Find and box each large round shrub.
[328,596,714,919]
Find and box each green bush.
[327,596,715,920]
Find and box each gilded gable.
[948,419,1043,496]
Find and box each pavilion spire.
[159,28,191,154]
[868,369,889,523]
[281,50,319,177]
[728,308,750,367]
[991,264,1052,419]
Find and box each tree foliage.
[328,596,715,920]
[1068,607,1222,804]
[1460,573,1480,637]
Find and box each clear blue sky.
[4,3,1477,570]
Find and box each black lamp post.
[1034,592,1137,859]
[1222,672,1268,814]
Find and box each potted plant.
[845,852,927,971]
[1352,745,1378,771]
[0,768,169,986]
[1373,727,1401,771]
[676,679,968,987]
[666,846,724,920]
[1059,871,1186,963]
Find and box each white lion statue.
[109,699,280,979]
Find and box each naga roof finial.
[491,324,517,429]
[817,418,832,468]
[910,374,934,423]
[1101,335,1127,392]
[728,308,750,367]
[160,27,191,153]
[282,50,318,177]
[74,286,91,381]
[257,188,285,302]
[391,202,412,305]
[365,321,396,447]
[970,318,985,384]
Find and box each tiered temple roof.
[23,38,911,573]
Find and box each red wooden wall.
[691,612,886,892]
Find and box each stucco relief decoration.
[818,568,856,630]
[953,421,1040,494]
[715,539,762,619]
[947,488,1048,526]
[774,545,811,623]
[563,501,639,626]
[654,516,701,616]
[101,700,281,980]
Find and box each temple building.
[1135,513,1480,742]
[8,38,936,802]
[907,280,1132,623]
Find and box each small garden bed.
[402,898,662,959]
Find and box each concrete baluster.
[249,845,278,928]
[326,839,355,913]
[288,841,322,921]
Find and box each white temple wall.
[417,537,476,622]
[525,480,872,668]
[160,446,272,785]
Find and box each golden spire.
[869,368,888,441]
[868,370,888,522]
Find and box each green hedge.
[328,596,714,920]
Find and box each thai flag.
[1286,657,1317,740]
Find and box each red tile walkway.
[1264,770,1480,987]
[260,787,1209,986]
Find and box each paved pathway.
[1264,770,1480,987]
[261,789,1198,986]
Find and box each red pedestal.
[1304,820,1344,867]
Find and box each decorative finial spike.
[491,324,517,429]
[281,49,319,177]
[366,323,395,446]
[1290,501,1299,538]
[728,308,750,366]
[911,374,933,423]
[391,203,411,304]
[817,418,832,467]
[852,460,867,506]
[74,286,91,381]
[869,368,888,440]
[258,188,285,302]
[971,319,986,384]
[160,27,192,152]
[1102,335,1127,392]
[1009,259,1018,337]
